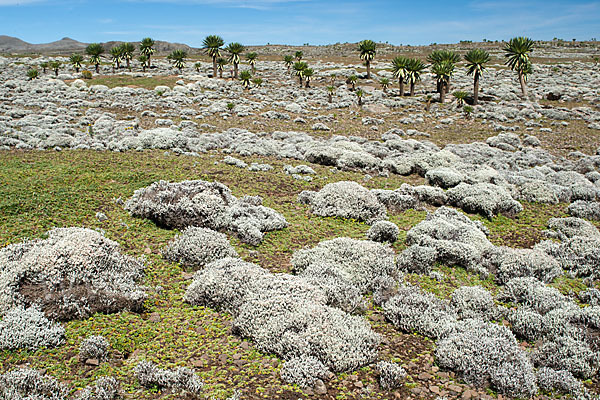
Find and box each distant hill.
[0,36,195,55]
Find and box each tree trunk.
[305,79,310,88]
[436,80,441,94]
[440,85,445,103]
[358,97,362,106]
[328,93,332,103]
[446,78,451,94]
[148,55,151,68]
[518,71,528,97]
[54,70,58,77]
[473,74,479,105]
[142,65,146,72]
[234,63,239,79]
[213,57,217,78]
[366,61,371,79]
[410,82,415,97]
[219,70,223,78]
[399,80,404,97]
[95,64,99,74]
[112,65,115,73]
[127,59,131,71]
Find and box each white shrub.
[0,227,146,320]
[163,227,238,269]
[125,180,287,245]
[134,360,203,396]
[435,319,537,398]
[0,306,64,350]
[0,368,67,400]
[79,335,110,361]
[280,355,329,388]
[366,221,400,243]
[376,361,407,390]
[302,181,387,224]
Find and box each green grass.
[0,149,597,399]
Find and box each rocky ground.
[0,41,600,400]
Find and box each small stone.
[218,354,228,364]
[144,247,151,254]
[148,312,160,322]
[314,379,327,395]
[192,359,203,367]
[96,212,108,222]
[429,385,441,395]
[85,358,99,366]
[182,272,194,280]
[240,341,249,350]
[354,381,363,388]
[418,372,432,380]
[448,384,462,393]
[233,359,246,367]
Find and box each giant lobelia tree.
[358,39,377,79]
[464,48,490,105]
[504,36,534,97]
[203,35,225,78]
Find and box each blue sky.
[1,0,599,46]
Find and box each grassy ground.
[1,148,598,399]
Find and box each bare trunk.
[473,74,479,105]
[142,65,146,72]
[127,59,131,71]
[328,93,332,103]
[305,80,310,88]
[219,70,223,78]
[366,61,371,79]
[440,85,446,103]
[358,97,362,106]
[95,64,99,73]
[213,57,217,78]
[147,55,151,68]
[518,71,528,97]
[410,82,415,97]
[399,80,404,97]
[234,63,239,79]
[54,70,58,77]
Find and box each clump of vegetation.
[26,68,38,80]
[167,49,187,72]
[81,69,92,79]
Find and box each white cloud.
[0,0,45,5]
